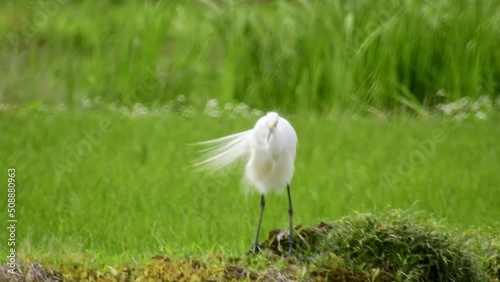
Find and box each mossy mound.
[261,211,491,281]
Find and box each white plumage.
[195,112,297,194]
[194,112,298,255]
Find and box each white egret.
[195,112,297,255]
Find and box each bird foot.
[246,243,262,255]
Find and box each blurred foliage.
[0,0,498,113]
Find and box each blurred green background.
[1,0,499,111]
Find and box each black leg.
[252,194,265,252]
[287,184,294,256]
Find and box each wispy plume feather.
[193,130,252,171]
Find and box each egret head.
[265,112,280,143]
[265,112,279,128]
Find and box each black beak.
[267,129,274,144]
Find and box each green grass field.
[1,110,499,257]
[1,0,499,280]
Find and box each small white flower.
[131,103,149,117]
[162,103,173,114]
[224,103,234,111]
[182,105,195,117]
[437,103,453,115]
[454,112,469,121]
[456,97,470,109]
[471,101,480,111]
[477,95,491,106]
[204,99,221,117]
[118,106,130,116]
[55,104,67,112]
[251,109,264,117]
[177,95,186,103]
[234,103,250,115]
[475,111,487,120]
[436,89,446,97]
[81,97,92,108]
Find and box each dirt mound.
[259,213,488,281]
